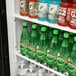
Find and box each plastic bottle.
[20,0,29,16]
[69,0,76,29]
[38,0,48,21]
[36,27,48,63]
[28,0,38,18]
[56,32,70,72]
[20,22,30,55]
[58,0,72,26]
[17,60,27,76]
[28,24,38,59]
[46,29,59,68]
[68,36,76,76]
[48,0,61,24]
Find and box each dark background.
[0,0,10,76]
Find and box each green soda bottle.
[46,29,59,68]
[20,22,30,55]
[56,32,70,72]
[28,24,38,59]
[68,36,76,76]
[36,27,48,63]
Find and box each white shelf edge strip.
[14,14,76,34]
[16,51,65,76]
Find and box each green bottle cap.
[32,24,37,29]
[22,22,28,26]
[53,29,59,35]
[63,32,69,38]
[74,36,76,41]
[41,27,47,32]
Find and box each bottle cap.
[53,29,59,35]
[63,32,69,38]
[32,24,37,29]
[22,22,28,26]
[74,36,76,41]
[41,27,47,32]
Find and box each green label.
[20,43,28,48]
[47,54,54,59]
[68,63,76,69]
[57,57,65,64]
[68,60,76,70]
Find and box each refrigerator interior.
[6,0,76,76]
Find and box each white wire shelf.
[16,51,65,76]
[14,14,76,34]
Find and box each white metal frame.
[6,0,17,76]
[6,0,76,76]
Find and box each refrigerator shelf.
[16,51,65,76]
[14,14,76,34]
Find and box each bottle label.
[68,63,76,69]
[47,54,54,58]
[20,0,28,14]
[70,9,76,28]
[37,49,44,54]
[37,46,46,55]
[58,7,67,25]
[68,59,76,70]
[57,55,65,64]
[38,3,48,18]
[28,45,35,51]
[20,43,27,48]
[48,4,59,20]
[29,2,38,17]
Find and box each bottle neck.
[51,35,58,44]
[40,32,46,41]
[30,29,38,38]
[62,38,69,48]
[72,42,76,51]
[23,26,28,32]
[22,26,29,40]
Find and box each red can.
[58,0,72,27]
[20,0,29,16]
[28,0,38,18]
